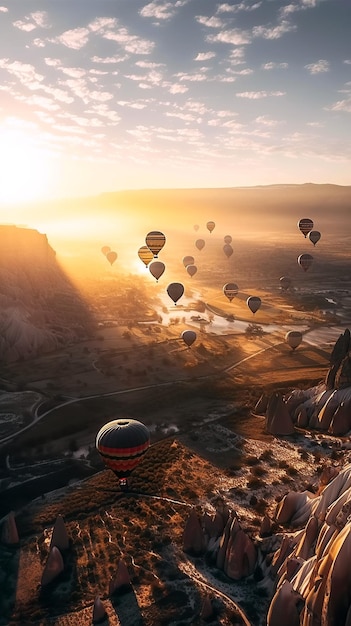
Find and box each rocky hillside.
[0,225,95,363]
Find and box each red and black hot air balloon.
[96,418,150,489]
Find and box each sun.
[0,129,53,205]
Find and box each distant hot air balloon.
[186,264,197,278]
[195,239,205,251]
[183,255,195,268]
[206,221,215,234]
[298,253,313,272]
[280,276,291,291]
[223,282,239,302]
[247,296,261,314]
[298,218,314,238]
[285,330,302,351]
[308,230,321,246]
[96,418,150,488]
[149,260,165,282]
[145,231,166,258]
[106,251,118,265]
[224,235,232,245]
[181,330,197,348]
[194,224,200,232]
[101,246,111,256]
[223,243,233,259]
[167,282,184,305]
[138,245,154,268]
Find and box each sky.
[0,0,350,205]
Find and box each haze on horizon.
[0,0,350,208]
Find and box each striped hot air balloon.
[96,419,150,488]
[145,231,166,257]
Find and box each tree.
[245,323,264,340]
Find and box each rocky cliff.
[0,225,95,363]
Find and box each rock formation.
[0,225,95,363]
[92,595,108,624]
[1,511,19,545]
[41,545,65,587]
[259,329,351,436]
[49,515,70,552]
[109,559,132,595]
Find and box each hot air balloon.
[308,230,321,246]
[183,255,195,268]
[101,246,110,256]
[181,330,197,348]
[298,253,313,272]
[224,235,232,244]
[298,218,314,238]
[195,239,205,251]
[285,330,302,351]
[167,282,184,305]
[194,224,199,232]
[149,260,165,282]
[145,231,166,258]
[96,418,150,489]
[280,276,291,291]
[247,296,261,314]
[206,221,215,234]
[138,245,154,268]
[186,264,197,278]
[223,283,239,302]
[106,251,118,265]
[223,244,233,259]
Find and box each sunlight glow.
[0,130,52,205]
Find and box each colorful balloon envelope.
[186,264,197,278]
[298,218,314,238]
[285,330,302,351]
[96,418,150,479]
[280,276,291,290]
[101,246,111,256]
[206,221,215,233]
[298,253,313,272]
[145,231,166,257]
[224,235,232,245]
[167,282,184,305]
[183,255,195,268]
[106,251,118,265]
[138,245,154,267]
[308,230,321,246]
[149,260,165,282]
[247,296,261,314]
[223,243,233,259]
[195,239,205,251]
[223,282,239,302]
[181,330,197,348]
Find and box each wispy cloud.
[262,62,288,70]
[325,98,351,113]
[216,2,262,13]
[304,59,329,74]
[253,20,296,39]
[196,15,224,28]
[194,52,216,61]
[0,7,8,12]
[236,91,286,98]
[13,11,51,31]
[140,0,189,21]
[206,29,251,45]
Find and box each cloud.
[0,59,44,88]
[253,20,296,39]
[304,59,329,74]
[207,29,251,45]
[255,115,283,126]
[194,52,216,61]
[0,7,8,12]
[140,0,188,20]
[13,11,50,31]
[262,62,288,70]
[344,60,351,65]
[174,72,208,82]
[168,83,189,94]
[54,27,90,50]
[216,2,262,13]
[91,55,128,64]
[103,28,155,54]
[196,15,224,28]
[88,17,118,33]
[236,90,286,98]
[326,98,351,113]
